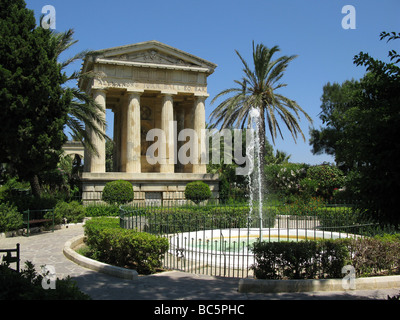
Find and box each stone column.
[126,91,142,173]
[120,101,127,172]
[160,94,175,173]
[193,96,207,174]
[90,89,106,173]
[175,106,185,173]
[113,106,122,172]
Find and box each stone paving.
[1,225,399,300]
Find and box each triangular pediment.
[88,40,217,73]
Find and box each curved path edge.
[63,235,138,281]
[239,275,400,294]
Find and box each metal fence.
[120,200,375,278]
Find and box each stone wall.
[81,172,219,206]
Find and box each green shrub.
[306,165,345,199]
[184,181,211,204]
[0,261,90,300]
[277,197,326,216]
[298,178,319,200]
[0,202,23,232]
[52,201,85,224]
[102,180,134,205]
[84,203,120,217]
[251,240,350,280]
[84,217,169,274]
[121,203,254,234]
[251,235,400,280]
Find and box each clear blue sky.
[26,0,400,165]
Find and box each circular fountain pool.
[167,228,355,269]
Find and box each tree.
[210,42,312,194]
[310,32,400,226]
[350,32,400,226]
[309,80,359,171]
[0,0,72,196]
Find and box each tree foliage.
[310,32,400,226]
[0,0,72,196]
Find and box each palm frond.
[210,41,312,148]
[51,29,110,157]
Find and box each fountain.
[123,107,358,276]
[247,107,264,239]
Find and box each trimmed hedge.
[251,240,349,280]
[251,235,400,279]
[84,217,169,274]
[120,204,260,234]
[185,181,211,204]
[102,180,134,205]
[84,203,120,217]
[345,235,400,277]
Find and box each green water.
[189,235,304,253]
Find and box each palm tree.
[210,42,312,185]
[54,29,107,156]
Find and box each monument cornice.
[95,58,211,74]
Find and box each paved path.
[1,225,399,300]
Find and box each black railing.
[120,199,377,278]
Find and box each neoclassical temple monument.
[78,41,219,204]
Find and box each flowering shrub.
[306,165,345,199]
[265,163,308,196]
[266,164,345,201]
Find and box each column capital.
[91,88,108,95]
[161,90,178,96]
[194,93,209,100]
[126,89,144,97]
